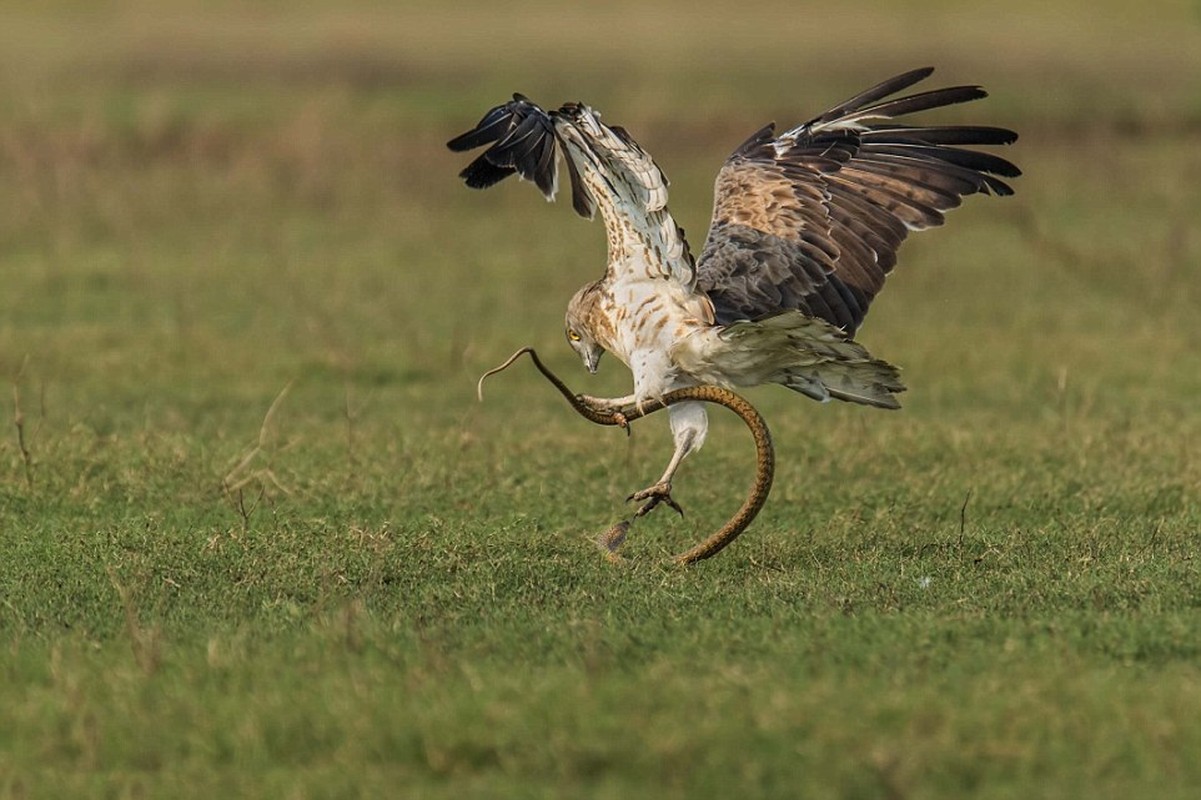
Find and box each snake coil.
[478,348,774,564]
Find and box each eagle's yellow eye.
[568,330,581,342]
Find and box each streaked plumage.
[450,67,1019,506]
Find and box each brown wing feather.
[695,68,1020,333]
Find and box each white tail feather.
[674,310,905,409]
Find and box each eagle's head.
[565,283,605,374]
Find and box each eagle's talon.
[614,412,630,434]
[577,395,630,432]
[627,482,684,518]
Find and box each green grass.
[2,1,1201,797]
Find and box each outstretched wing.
[695,67,1020,333]
[448,95,694,286]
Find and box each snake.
[477,347,774,565]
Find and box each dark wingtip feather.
[984,127,1019,146]
[984,177,1015,196]
[446,101,519,152]
[861,85,989,119]
[446,125,496,153]
[459,157,516,190]
[864,125,1018,147]
[820,67,936,122]
[732,123,778,158]
[564,151,594,219]
[448,94,565,201]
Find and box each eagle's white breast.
[594,265,715,403]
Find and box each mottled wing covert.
[695,67,1020,333]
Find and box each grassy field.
[2,1,1201,797]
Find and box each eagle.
[449,67,1019,516]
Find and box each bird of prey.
[449,67,1018,515]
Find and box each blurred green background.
[1,2,1200,797]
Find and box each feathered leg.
[628,401,708,516]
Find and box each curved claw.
[614,412,630,435]
[574,394,631,435]
[627,482,684,518]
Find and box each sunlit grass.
[1,2,1200,797]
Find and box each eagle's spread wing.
[695,67,1020,333]
[448,95,694,287]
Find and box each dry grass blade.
[10,355,35,490]
[222,381,296,499]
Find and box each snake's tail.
[598,519,630,553]
[664,387,775,565]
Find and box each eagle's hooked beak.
[585,352,599,374]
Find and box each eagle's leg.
[627,401,707,518]
[627,441,689,517]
